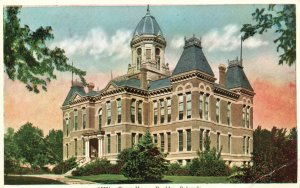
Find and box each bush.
[72,158,121,176]
[52,157,78,174]
[166,163,189,176]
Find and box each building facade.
[62,7,254,166]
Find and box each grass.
[4,175,65,185]
[70,174,229,184]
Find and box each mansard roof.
[62,84,86,106]
[148,77,171,90]
[111,77,141,89]
[172,37,214,77]
[225,60,253,91]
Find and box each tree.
[4,7,86,93]
[241,5,295,66]
[45,129,63,164]
[118,130,169,182]
[4,127,21,175]
[14,122,48,167]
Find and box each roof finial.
[146,4,150,14]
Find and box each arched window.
[138,101,142,124]
[131,99,136,123]
[98,108,102,131]
[204,95,209,120]
[155,48,160,70]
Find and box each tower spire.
[146,4,150,15]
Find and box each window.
[216,99,220,123]
[82,138,85,155]
[82,108,86,129]
[66,144,69,159]
[167,98,171,122]
[137,57,141,70]
[138,134,143,143]
[204,130,210,150]
[186,129,191,151]
[242,105,246,127]
[199,93,204,119]
[153,101,158,124]
[146,49,151,59]
[74,110,78,131]
[74,139,77,157]
[131,133,136,147]
[160,133,164,152]
[167,132,171,152]
[156,57,160,70]
[217,132,220,152]
[117,133,121,153]
[228,134,231,154]
[227,102,231,126]
[107,102,111,125]
[246,107,250,128]
[98,109,102,131]
[178,130,183,152]
[66,118,69,136]
[205,95,209,120]
[243,136,246,154]
[107,134,111,153]
[153,134,158,144]
[199,129,204,151]
[247,137,250,154]
[186,93,191,119]
[131,99,135,123]
[117,99,122,123]
[160,99,165,124]
[138,101,142,124]
[178,94,184,120]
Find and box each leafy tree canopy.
[45,129,63,164]
[4,7,86,93]
[241,5,295,66]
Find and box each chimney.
[87,82,95,92]
[218,64,226,87]
[140,67,148,90]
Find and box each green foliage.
[241,5,295,66]
[230,126,297,183]
[44,129,63,164]
[189,137,229,176]
[166,163,189,176]
[118,130,169,182]
[4,128,21,176]
[52,157,78,174]
[4,7,86,93]
[72,158,121,176]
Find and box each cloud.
[202,24,268,52]
[51,27,132,60]
[170,36,184,49]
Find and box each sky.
[4,5,296,135]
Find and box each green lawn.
[70,174,229,184]
[4,175,65,185]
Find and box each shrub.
[52,157,78,174]
[166,163,189,176]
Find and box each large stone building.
[62,7,254,166]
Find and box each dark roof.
[149,77,171,90]
[133,9,163,37]
[172,38,214,76]
[62,85,86,106]
[225,64,253,91]
[111,78,141,89]
[86,90,99,97]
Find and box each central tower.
[127,6,170,81]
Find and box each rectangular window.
[153,101,158,125]
[160,99,165,124]
[243,136,246,154]
[178,130,183,152]
[138,134,143,143]
[217,132,220,152]
[131,133,136,147]
[199,129,204,151]
[117,133,121,153]
[160,133,165,152]
[199,93,204,119]
[138,101,142,124]
[117,99,122,123]
[178,95,184,120]
[66,144,69,159]
[167,98,171,122]
[167,132,171,152]
[186,129,191,151]
[247,137,250,154]
[242,106,246,127]
[205,95,209,120]
[74,139,77,157]
[227,102,231,126]
[246,107,250,128]
[107,134,111,153]
[107,102,111,125]
[216,99,220,123]
[153,134,158,144]
[186,93,192,119]
[98,109,102,131]
[146,49,151,59]
[228,134,231,154]
[131,100,135,123]
[82,108,86,129]
[82,139,85,155]
[74,110,78,130]
[66,119,69,136]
